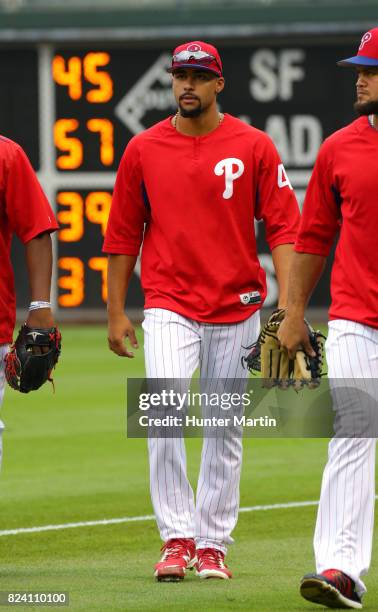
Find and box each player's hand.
[25,308,56,355]
[108,312,139,358]
[278,312,316,359]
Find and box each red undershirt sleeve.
[103,137,148,256]
[6,145,58,243]
[254,135,300,250]
[295,141,341,256]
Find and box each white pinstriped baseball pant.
[315,319,378,596]
[142,307,260,553]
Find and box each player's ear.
[215,77,225,94]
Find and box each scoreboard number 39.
[57,190,110,308]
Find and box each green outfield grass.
[0,326,377,611]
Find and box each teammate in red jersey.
[104,41,300,582]
[0,138,58,460]
[279,29,378,610]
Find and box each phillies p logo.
[359,32,372,50]
[214,158,245,199]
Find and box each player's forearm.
[271,243,295,308]
[25,232,53,301]
[107,254,137,316]
[285,252,326,318]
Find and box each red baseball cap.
[167,41,222,77]
[338,28,378,67]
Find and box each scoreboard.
[6,40,357,316]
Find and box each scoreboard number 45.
[53,52,113,102]
[53,53,114,170]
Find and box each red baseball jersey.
[296,116,378,328]
[0,137,58,343]
[104,114,299,323]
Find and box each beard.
[354,99,378,115]
[178,100,203,118]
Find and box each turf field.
[1,326,377,611]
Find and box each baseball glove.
[242,309,325,389]
[5,325,61,393]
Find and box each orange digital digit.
[87,119,114,166]
[58,257,84,307]
[84,52,113,103]
[85,192,111,236]
[52,55,82,100]
[57,192,84,242]
[54,119,83,170]
[88,257,108,302]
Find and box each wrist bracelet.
[28,301,52,311]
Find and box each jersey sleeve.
[295,140,341,256]
[254,135,300,250]
[103,137,148,256]
[6,145,58,243]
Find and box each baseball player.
[104,41,300,581]
[278,28,378,610]
[0,137,58,460]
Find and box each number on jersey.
[277,163,293,190]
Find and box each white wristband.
[28,301,52,311]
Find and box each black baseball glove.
[5,325,62,393]
[242,309,325,389]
